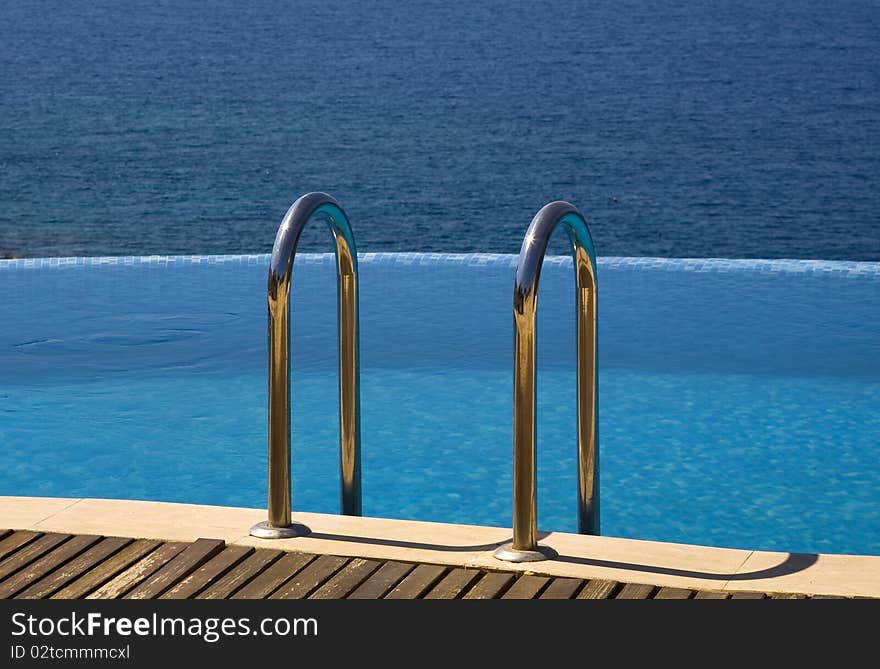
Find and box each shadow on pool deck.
[301,529,819,582]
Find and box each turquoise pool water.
[1,254,878,556]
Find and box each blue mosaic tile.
[3,252,880,281]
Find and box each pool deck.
[2,496,879,599]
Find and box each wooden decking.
[0,529,859,600]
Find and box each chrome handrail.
[250,192,362,539]
[494,201,599,562]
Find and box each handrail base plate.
[249,520,311,540]
[493,542,557,563]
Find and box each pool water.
[1,254,878,556]
[2,366,878,556]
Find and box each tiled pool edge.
[3,252,880,276]
[3,496,879,598]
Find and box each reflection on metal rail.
[494,201,599,562]
[250,192,362,539]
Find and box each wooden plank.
[384,564,447,599]
[15,537,133,600]
[86,542,188,599]
[811,594,846,599]
[347,561,415,600]
[540,577,586,599]
[655,587,694,600]
[693,590,730,599]
[423,568,482,600]
[770,592,806,599]
[309,558,382,599]
[0,533,72,584]
[51,540,163,599]
[0,534,102,599]
[730,591,766,599]
[0,531,42,562]
[125,538,225,599]
[197,549,283,600]
[463,572,516,599]
[270,555,350,600]
[0,530,12,542]
[614,583,656,599]
[230,552,316,600]
[161,546,256,599]
[576,579,619,600]
[502,575,551,599]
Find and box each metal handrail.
[250,192,362,539]
[494,200,599,562]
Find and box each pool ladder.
[250,192,361,539]
[249,193,599,564]
[493,201,599,562]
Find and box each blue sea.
[2,0,878,260]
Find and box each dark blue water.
[2,0,879,260]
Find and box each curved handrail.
[250,192,362,539]
[494,200,599,562]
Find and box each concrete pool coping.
[3,495,879,598]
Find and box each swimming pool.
[1,253,878,556]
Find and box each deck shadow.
[551,549,818,582]
[296,530,819,583]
